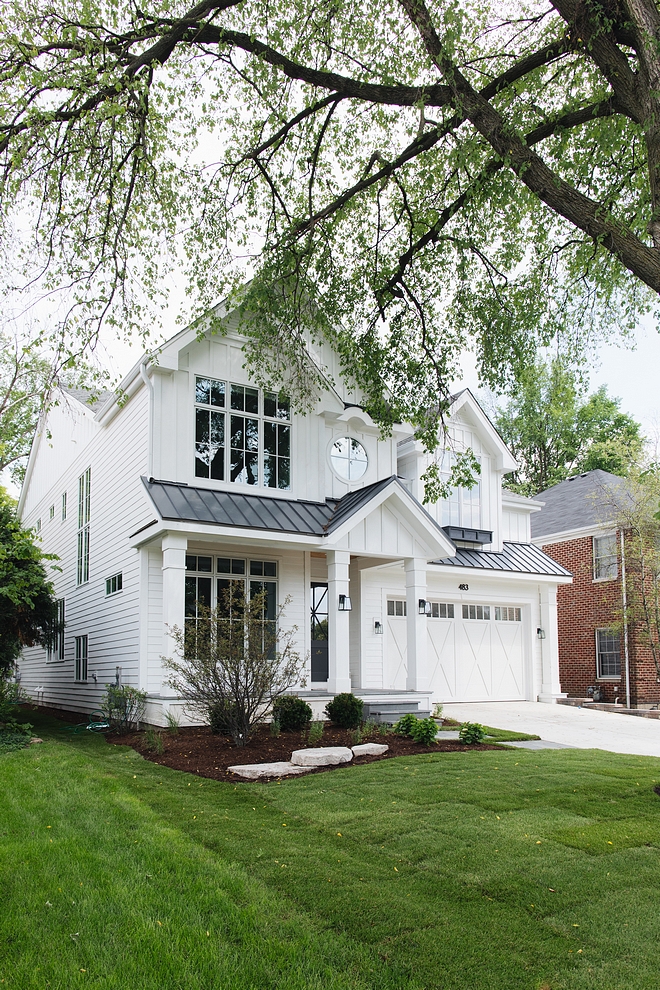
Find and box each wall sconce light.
[338,594,352,611]
[374,620,383,634]
[418,599,431,615]
[536,628,546,640]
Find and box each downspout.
[140,357,154,480]
[620,528,631,709]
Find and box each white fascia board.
[502,492,544,513]
[17,413,46,517]
[530,523,614,546]
[130,518,325,551]
[449,390,517,473]
[428,563,573,585]
[324,481,456,559]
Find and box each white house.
[17,304,571,723]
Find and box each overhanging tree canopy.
[2,0,659,449]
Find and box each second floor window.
[439,451,481,528]
[77,467,91,585]
[593,534,617,581]
[194,377,291,489]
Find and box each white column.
[137,546,150,691]
[405,557,428,691]
[538,583,566,703]
[327,549,352,693]
[161,533,187,666]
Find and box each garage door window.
[387,599,407,616]
[495,607,521,621]
[430,602,454,618]
[462,604,490,620]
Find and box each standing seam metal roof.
[431,541,571,577]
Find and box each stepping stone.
[29,737,43,745]
[291,746,353,767]
[352,743,389,756]
[228,761,312,779]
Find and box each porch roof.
[141,474,430,539]
[431,541,572,577]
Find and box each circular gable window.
[330,437,368,481]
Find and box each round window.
[330,437,368,481]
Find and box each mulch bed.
[107,723,502,782]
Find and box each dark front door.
[311,582,329,681]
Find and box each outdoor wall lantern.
[418,599,432,615]
[338,594,352,611]
[374,620,383,634]
[536,628,546,640]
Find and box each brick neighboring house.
[531,469,660,708]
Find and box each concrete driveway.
[441,701,660,758]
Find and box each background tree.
[2,0,660,460]
[595,470,660,687]
[164,587,305,747]
[495,357,644,494]
[0,488,60,674]
[0,327,106,485]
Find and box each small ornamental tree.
[164,586,305,747]
[0,488,60,675]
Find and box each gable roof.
[432,541,571,577]
[531,469,624,540]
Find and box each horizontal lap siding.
[19,389,151,715]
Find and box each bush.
[103,684,147,733]
[324,693,363,729]
[145,727,164,754]
[269,719,281,738]
[459,721,486,745]
[432,703,444,720]
[393,713,419,737]
[0,730,31,754]
[272,695,313,732]
[0,677,31,735]
[409,717,438,745]
[307,721,324,745]
[209,700,238,735]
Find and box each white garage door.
[428,602,526,702]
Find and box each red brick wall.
[541,535,660,706]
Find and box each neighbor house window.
[75,635,88,681]
[77,467,91,585]
[593,534,617,581]
[194,377,291,489]
[439,451,481,528]
[462,604,490,620]
[61,491,67,520]
[596,628,621,678]
[106,573,123,596]
[48,599,65,662]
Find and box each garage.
[386,598,526,701]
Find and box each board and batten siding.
[19,386,152,714]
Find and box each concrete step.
[364,708,432,724]
[362,701,421,716]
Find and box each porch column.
[327,549,352,693]
[538,584,565,703]
[162,533,187,665]
[405,557,428,691]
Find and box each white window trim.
[593,532,618,583]
[595,627,621,680]
[192,377,292,492]
[74,634,88,682]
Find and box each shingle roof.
[530,469,624,540]
[431,541,571,577]
[64,387,115,412]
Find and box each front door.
[311,583,329,681]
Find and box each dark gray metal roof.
[531,469,624,540]
[431,541,571,577]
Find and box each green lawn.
[2,712,660,989]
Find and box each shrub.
[432,703,444,720]
[164,709,180,734]
[272,695,313,732]
[209,699,238,735]
[324,693,363,729]
[103,684,147,733]
[0,677,31,735]
[361,718,379,739]
[349,726,363,745]
[0,731,31,754]
[393,713,419,737]
[307,720,324,745]
[270,719,281,738]
[410,717,438,745]
[459,721,486,745]
[145,727,164,754]
[164,588,305,747]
